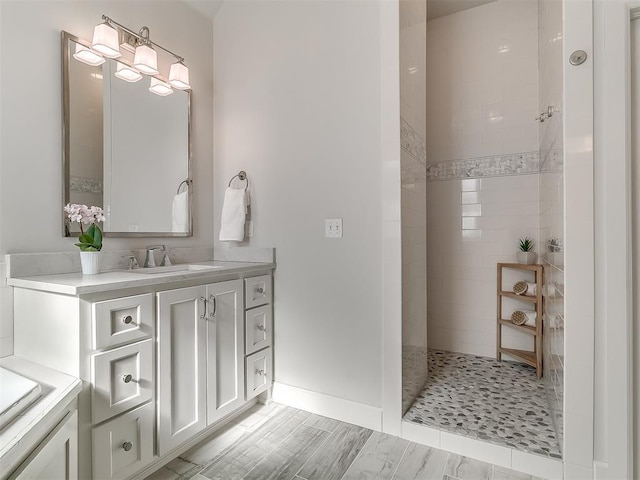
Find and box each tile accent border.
[425,149,564,181]
[400,117,426,165]
[70,176,102,193]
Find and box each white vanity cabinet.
[156,280,244,455]
[9,411,78,480]
[243,275,273,400]
[11,264,273,480]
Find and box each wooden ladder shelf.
[496,263,543,378]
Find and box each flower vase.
[517,251,537,265]
[80,251,101,275]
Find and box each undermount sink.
[127,264,225,274]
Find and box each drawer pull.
[210,294,217,317]
[122,315,133,325]
[256,324,266,332]
[256,369,266,377]
[122,441,133,452]
[199,297,207,320]
[122,374,133,384]
[255,286,265,295]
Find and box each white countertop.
[0,356,82,473]
[7,260,275,295]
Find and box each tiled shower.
[401,0,565,458]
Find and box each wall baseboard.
[272,382,382,431]
[593,461,608,480]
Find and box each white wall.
[0,0,214,356]
[424,0,540,358]
[212,1,391,409]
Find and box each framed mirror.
[62,31,192,237]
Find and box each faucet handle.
[161,253,172,267]
[128,256,139,269]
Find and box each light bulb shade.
[92,23,121,58]
[149,77,173,96]
[114,62,142,83]
[73,44,105,67]
[168,62,191,90]
[133,44,158,75]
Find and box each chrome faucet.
[144,245,165,268]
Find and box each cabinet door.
[10,410,78,480]
[157,285,207,455]
[206,279,245,425]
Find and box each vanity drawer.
[245,347,272,401]
[92,293,154,349]
[244,275,272,309]
[245,305,272,355]
[92,402,154,480]
[91,339,153,424]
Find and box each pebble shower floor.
[403,349,561,459]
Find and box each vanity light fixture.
[73,44,105,67]
[91,21,121,58]
[168,61,191,90]
[149,77,173,96]
[114,62,143,82]
[78,15,191,89]
[133,27,159,75]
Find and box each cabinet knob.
[122,315,133,325]
[255,286,265,295]
[256,369,266,377]
[256,325,266,332]
[122,374,133,384]
[122,441,133,452]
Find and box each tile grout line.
[336,429,375,480]
[388,441,410,480]
[239,415,310,480]
[439,452,451,480]
[291,422,338,480]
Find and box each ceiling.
[182,0,224,20]
[427,0,499,21]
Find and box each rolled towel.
[513,281,537,296]
[172,191,189,232]
[219,187,248,242]
[511,309,536,326]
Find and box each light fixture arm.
[102,15,185,63]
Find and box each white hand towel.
[219,187,247,242]
[172,191,189,232]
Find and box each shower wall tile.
[426,0,539,165]
[426,174,540,357]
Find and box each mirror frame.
[61,30,193,238]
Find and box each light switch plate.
[325,218,343,238]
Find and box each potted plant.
[64,203,105,274]
[517,237,536,265]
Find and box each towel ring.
[176,179,191,194]
[228,171,249,191]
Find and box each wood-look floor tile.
[341,431,408,480]
[297,423,373,480]
[303,414,342,433]
[145,457,200,480]
[391,442,448,480]
[199,407,310,480]
[443,454,492,480]
[243,425,329,480]
[180,422,248,466]
[492,466,535,480]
